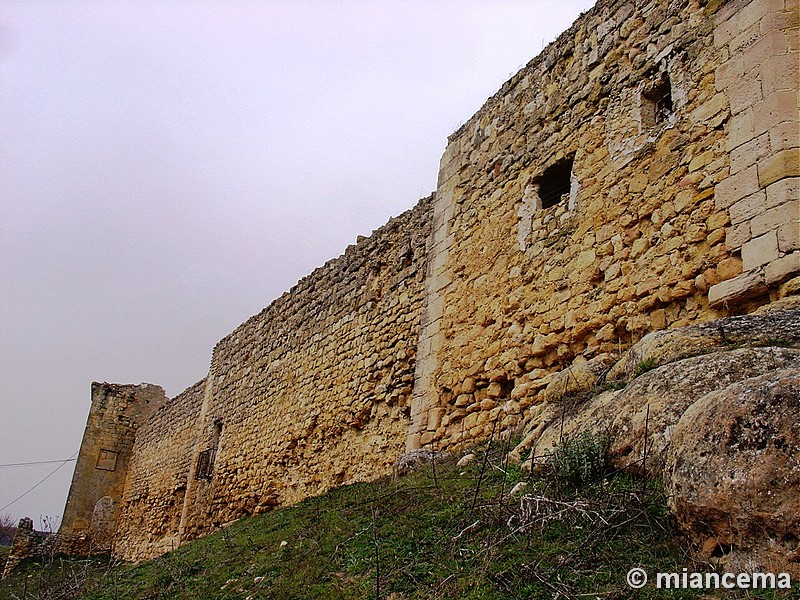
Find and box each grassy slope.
[0,439,794,599]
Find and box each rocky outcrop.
[666,370,800,578]
[537,354,616,405]
[511,308,800,572]
[524,347,800,476]
[606,309,800,382]
[394,450,449,477]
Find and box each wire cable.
[0,451,78,514]
[0,458,77,469]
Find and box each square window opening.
[537,155,575,209]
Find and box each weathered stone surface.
[665,369,800,577]
[113,379,206,561]
[767,252,800,285]
[757,292,800,313]
[410,0,800,461]
[394,449,448,477]
[173,197,434,551]
[742,230,780,270]
[607,310,800,382]
[708,270,768,307]
[538,354,616,404]
[59,382,167,556]
[2,518,48,580]
[528,347,800,475]
[57,0,800,564]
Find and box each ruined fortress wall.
[59,383,167,552]
[168,197,431,547]
[57,0,798,564]
[708,0,799,303]
[408,0,799,450]
[113,379,206,560]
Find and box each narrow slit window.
[537,156,575,209]
[195,420,223,481]
[195,448,216,480]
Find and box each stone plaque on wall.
[96,448,118,471]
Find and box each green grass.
[634,358,656,377]
[1,440,795,599]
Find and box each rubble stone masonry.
[59,383,167,554]
[112,379,206,559]
[110,196,432,560]
[408,0,799,451]
[58,0,798,562]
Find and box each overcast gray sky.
[0,0,595,529]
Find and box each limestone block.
[426,408,443,431]
[778,219,800,252]
[742,28,791,72]
[766,251,800,284]
[769,120,800,153]
[761,51,800,96]
[753,90,799,137]
[728,189,767,224]
[708,270,768,308]
[766,177,800,210]
[714,165,759,210]
[742,230,780,269]
[715,53,743,92]
[716,256,743,281]
[486,382,504,399]
[706,229,725,251]
[758,148,800,188]
[750,200,799,237]
[688,150,714,173]
[689,92,728,126]
[727,68,763,116]
[727,108,756,151]
[729,133,770,174]
[725,220,751,250]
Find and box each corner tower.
[59,382,167,554]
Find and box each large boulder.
[515,347,800,475]
[665,369,800,577]
[509,307,800,574]
[606,309,800,382]
[537,354,616,404]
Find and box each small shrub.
[547,431,609,491]
[0,513,16,546]
[634,358,656,377]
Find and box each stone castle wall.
[112,379,206,560]
[111,196,432,558]
[57,0,798,563]
[408,0,799,451]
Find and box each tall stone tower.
[58,382,167,554]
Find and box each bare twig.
[452,520,481,541]
[470,419,498,513]
[371,507,380,600]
